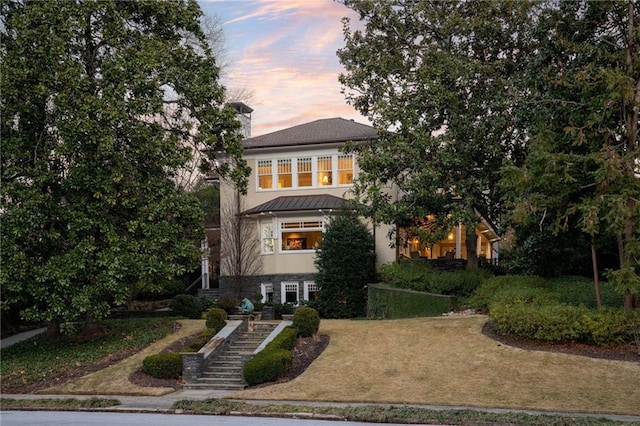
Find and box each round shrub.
[170,294,203,319]
[292,307,320,337]
[217,296,240,315]
[142,352,182,379]
[205,308,227,333]
[243,348,293,386]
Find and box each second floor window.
[258,160,273,190]
[278,159,292,188]
[255,154,353,191]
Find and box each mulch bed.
[129,333,331,390]
[482,322,640,363]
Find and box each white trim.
[255,153,354,192]
[281,281,299,305]
[260,283,274,303]
[303,281,318,301]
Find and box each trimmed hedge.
[243,326,297,386]
[170,294,203,319]
[243,349,293,386]
[378,261,490,297]
[266,326,297,351]
[368,284,455,318]
[490,302,632,345]
[142,352,183,379]
[205,308,227,333]
[292,307,320,337]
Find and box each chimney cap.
[229,101,253,114]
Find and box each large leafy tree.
[502,0,639,307]
[1,0,249,334]
[315,211,377,318]
[337,0,532,268]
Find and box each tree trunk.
[590,235,602,308]
[465,225,478,269]
[44,321,61,339]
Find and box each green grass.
[0,397,120,409]
[174,399,631,425]
[0,317,178,392]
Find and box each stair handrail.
[184,275,203,294]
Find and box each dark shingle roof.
[240,194,351,216]
[243,118,377,149]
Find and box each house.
[217,109,500,305]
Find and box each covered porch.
[398,213,500,265]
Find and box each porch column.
[201,238,209,289]
[455,224,462,259]
[477,234,483,258]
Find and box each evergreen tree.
[315,212,376,318]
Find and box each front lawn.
[0,317,178,393]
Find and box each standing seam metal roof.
[240,194,351,216]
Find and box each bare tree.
[220,189,262,298]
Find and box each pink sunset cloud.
[198,0,370,136]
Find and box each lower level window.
[304,281,318,301]
[281,281,299,305]
[260,283,274,303]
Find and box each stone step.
[183,383,245,391]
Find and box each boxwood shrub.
[243,348,293,386]
[266,326,297,351]
[205,308,227,333]
[242,326,298,386]
[142,352,183,379]
[292,307,320,337]
[489,301,632,345]
[170,294,203,319]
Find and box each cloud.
[201,0,367,135]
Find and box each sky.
[198,0,369,137]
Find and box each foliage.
[468,275,551,312]
[338,0,533,268]
[549,276,624,309]
[315,211,377,318]
[499,228,594,278]
[378,261,489,297]
[367,284,455,319]
[199,296,217,311]
[500,0,640,306]
[265,326,298,352]
[242,348,293,387]
[292,307,320,337]
[142,352,183,380]
[0,398,121,410]
[205,308,227,333]
[269,303,295,319]
[0,317,177,393]
[184,328,217,353]
[173,400,630,426]
[0,0,250,333]
[170,295,203,319]
[136,279,185,302]
[490,302,632,346]
[217,296,240,315]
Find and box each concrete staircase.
[184,321,278,390]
